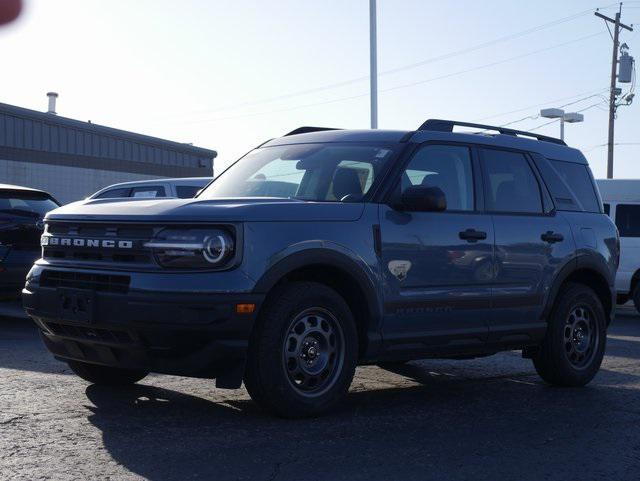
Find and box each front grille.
[43,222,158,266]
[46,322,134,344]
[40,270,130,293]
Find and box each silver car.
[89,177,212,200]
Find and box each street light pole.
[369,0,378,129]
[540,108,584,141]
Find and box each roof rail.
[417,119,566,146]
[284,126,341,136]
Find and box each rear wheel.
[67,360,148,386]
[533,283,606,387]
[244,281,357,418]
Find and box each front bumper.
[23,266,264,387]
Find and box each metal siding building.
[0,102,216,204]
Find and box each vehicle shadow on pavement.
[0,317,71,375]
[84,359,640,481]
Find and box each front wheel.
[533,283,606,387]
[244,281,358,418]
[67,360,148,386]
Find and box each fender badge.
[388,260,412,281]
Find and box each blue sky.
[0,0,638,177]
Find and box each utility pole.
[369,0,378,129]
[595,4,633,178]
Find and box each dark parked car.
[23,120,618,417]
[0,184,60,298]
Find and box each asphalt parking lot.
[1,303,639,481]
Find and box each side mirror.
[398,185,447,212]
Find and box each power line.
[169,4,616,118]
[473,87,609,122]
[183,32,605,125]
[495,91,610,127]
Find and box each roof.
[596,179,640,202]
[0,183,49,194]
[96,177,212,189]
[0,102,216,159]
[263,127,586,164]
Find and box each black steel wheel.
[563,305,599,369]
[244,281,357,418]
[282,307,345,397]
[533,283,607,387]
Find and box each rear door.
[379,143,493,351]
[481,148,574,343]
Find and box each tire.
[632,285,640,315]
[244,281,358,418]
[67,360,148,386]
[533,283,606,387]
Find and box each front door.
[379,143,493,353]
[480,147,575,343]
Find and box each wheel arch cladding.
[546,266,613,325]
[253,249,382,358]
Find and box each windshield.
[0,192,59,217]
[199,143,398,202]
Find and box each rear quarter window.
[551,160,600,213]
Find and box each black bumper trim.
[23,284,264,381]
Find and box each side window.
[551,160,600,213]
[130,186,166,198]
[95,187,131,199]
[603,203,611,216]
[176,185,203,198]
[482,149,543,214]
[400,145,474,211]
[615,204,640,237]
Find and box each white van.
[597,179,640,312]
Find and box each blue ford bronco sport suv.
[23,119,618,417]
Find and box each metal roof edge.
[0,102,217,158]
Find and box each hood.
[45,197,365,223]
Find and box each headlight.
[145,227,235,269]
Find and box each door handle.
[459,229,487,242]
[541,231,564,243]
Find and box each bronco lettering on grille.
[42,237,134,249]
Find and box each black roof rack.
[418,119,566,146]
[284,126,341,136]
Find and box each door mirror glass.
[399,185,447,212]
